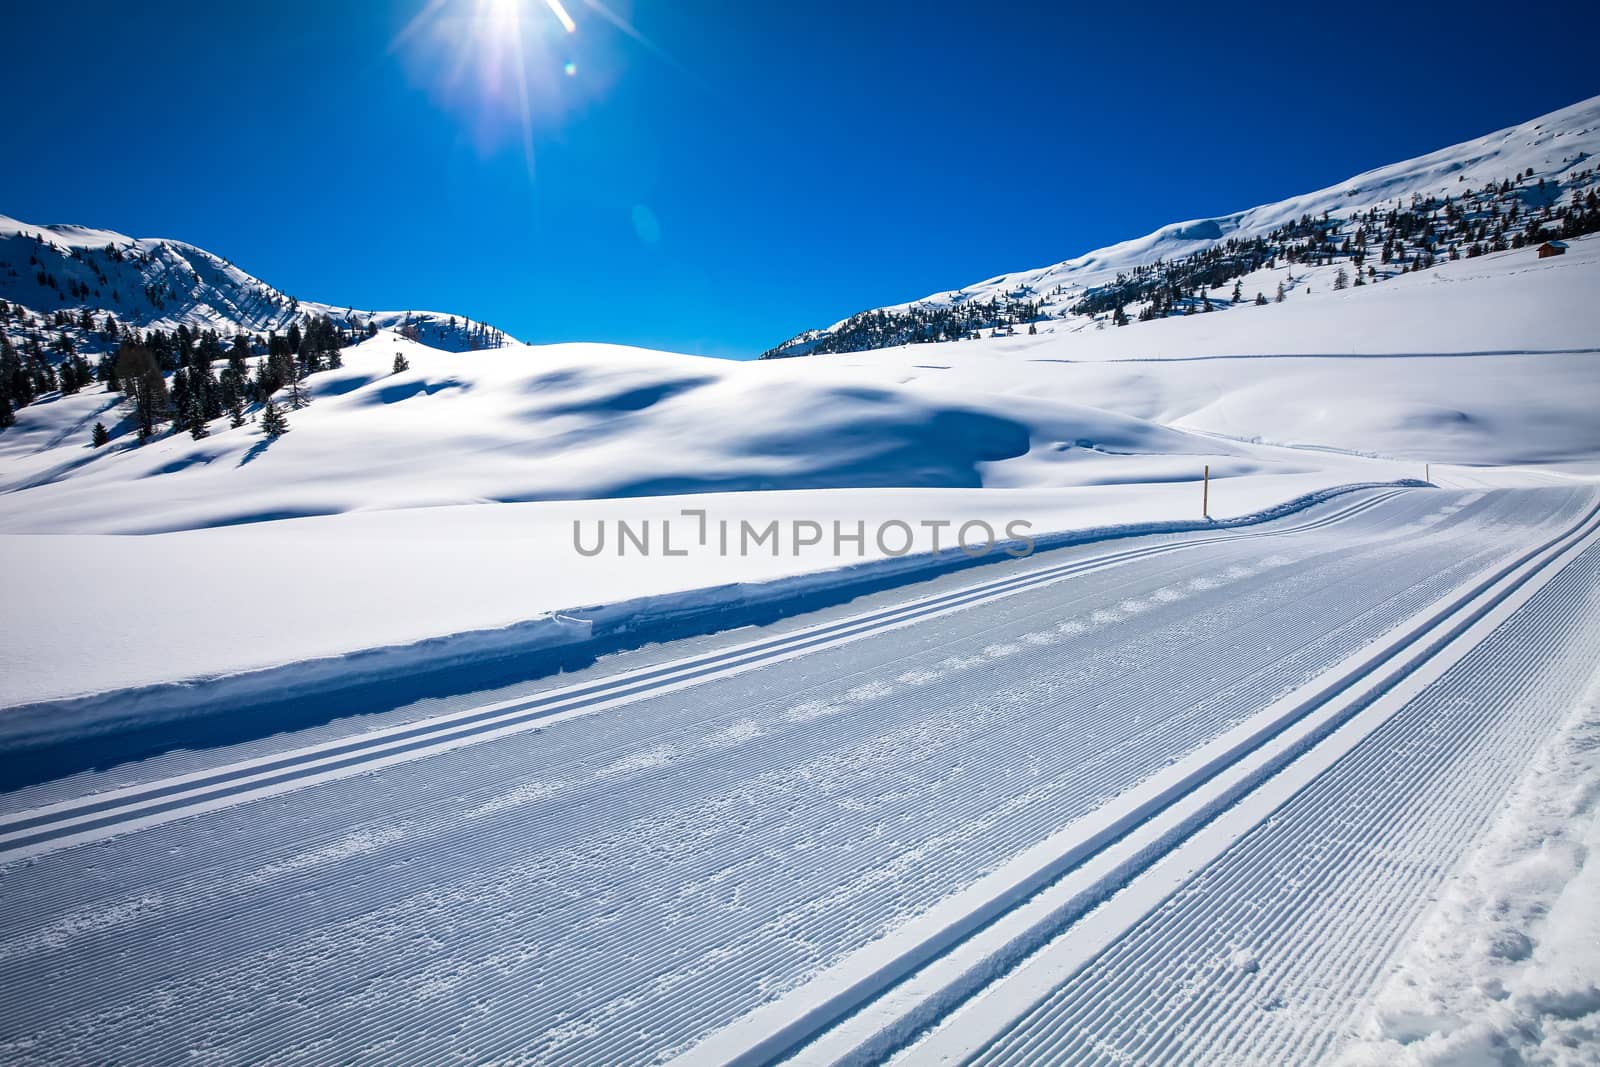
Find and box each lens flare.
[393,0,592,176]
[394,0,692,176]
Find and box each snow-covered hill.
[3,233,1594,538]
[0,213,510,357]
[763,94,1600,357]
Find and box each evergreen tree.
[227,335,252,381]
[116,344,169,441]
[286,361,307,409]
[260,399,289,438]
[91,421,109,448]
[0,332,24,412]
[392,351,410,374]
[1254,292,1267,305]
[228,399,246,429]
[188,398,209,439]
[1275,281,1286,303]
[170,367,192,434]
[1334,268,1349,290]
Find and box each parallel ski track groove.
[666,494,1596,1067]
[963,514,1600,1065]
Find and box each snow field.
[0,489,1590,1064]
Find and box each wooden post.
[1202,464,1210,519]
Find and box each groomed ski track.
[0,486,1595,1065]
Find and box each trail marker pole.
[1425,463,1431,483]
[1203,464,1210,519]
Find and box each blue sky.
[3,1,1596,358]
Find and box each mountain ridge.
[0,212,512,359]
[761,93,1600,358]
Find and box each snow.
[1340,671,1600,1066]
[0,480,1402,730]
[770,235,1600,473]
[709,495,1600,1067]
[2,487,1595,1066]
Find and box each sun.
[484,0,575,36]
[393,0,587,175]
[394,0,681,176]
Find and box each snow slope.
[773,235,1600,473]
[766,93,1600,355]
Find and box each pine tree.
[91,421,109,448]
[1111,305,1129,327]
[188,398,209,440]
[1334,268,1349,290]
[260,399,289,438]
[116,344,168,441]
[1230,280,1243,304]
[1254,292,1267,305]
[392,352,410,374]
[1275,281,1286,303]
[228,399,246,429]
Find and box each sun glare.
[393,0,684,177]
[393,0,621,176]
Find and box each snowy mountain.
[0,213,511,360]
[762,94,1600,358]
